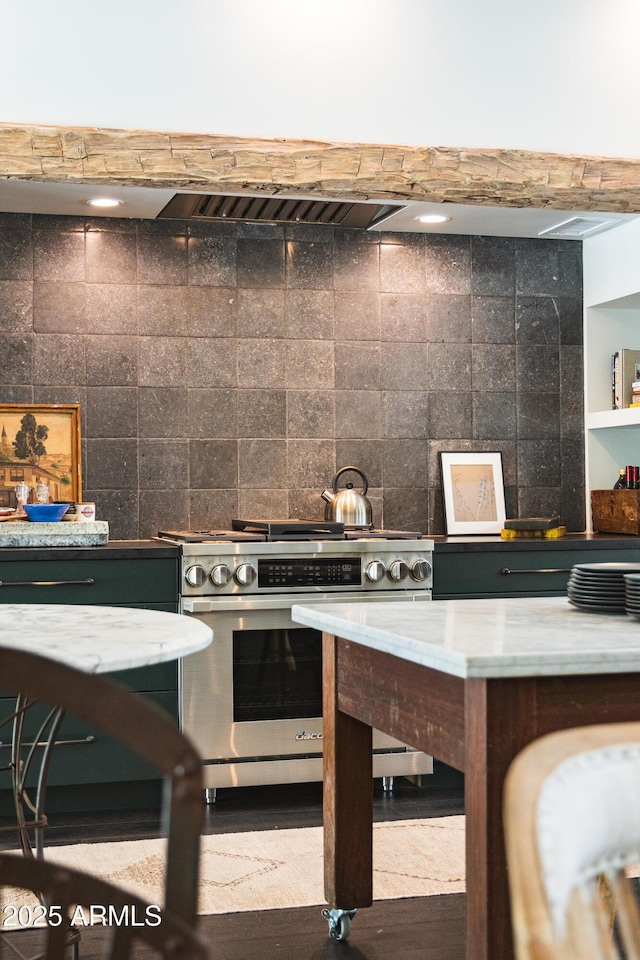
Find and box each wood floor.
[1,769,467,959]
[69,895,466,960]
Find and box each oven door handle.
[182,597,306,613]
[182,599,219,613]
[181,591,431,615]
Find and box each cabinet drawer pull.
[499,567,571,576]
[0,735,96,749]
[0,578,95,587]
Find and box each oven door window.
[232,627,322,722]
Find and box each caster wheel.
[321,907,357,941]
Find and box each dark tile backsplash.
[0,213,585,538]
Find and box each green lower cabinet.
[0,690,177,789]
[433,544,640,599]
[112,659,177,693]
[0,557,177,605]
[0,550,180,809]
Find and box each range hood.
[157,192,399,228]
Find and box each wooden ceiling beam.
[0,122,640,213]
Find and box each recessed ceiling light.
[86,197,123,208]
[415,213,451,224]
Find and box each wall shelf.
[583,219,640,517]
[587,409,640,430]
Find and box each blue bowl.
[22,503,69,523]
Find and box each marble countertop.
[291,596,640,679]
[0,520,109,548]
[0,604,212,673]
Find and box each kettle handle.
[332,466,368,495]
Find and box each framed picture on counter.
[0,404,82,508]
[440,451,506,535]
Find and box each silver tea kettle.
[321,466,373,526]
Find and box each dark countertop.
[0,539,180,562]
[432,533,640,552]
[1,534,638,561]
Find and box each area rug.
[2,816,465,915]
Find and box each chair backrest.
[0,851,210,960]
[0,645,205,929]
[504,722,640,960]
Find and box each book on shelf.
[611,349,640,409]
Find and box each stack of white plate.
[567,562,640,614]
[624,572,640,619]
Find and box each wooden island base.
[322,631,640,960]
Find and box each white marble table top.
[292,596,640,679]
[0,604,212,673]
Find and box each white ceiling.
[0,179,637,240]
[4,2,640,160]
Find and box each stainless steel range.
[158,520,434,799]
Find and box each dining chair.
[503,722,640,960]
[0,644,208,957]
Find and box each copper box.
[590,489,640,535]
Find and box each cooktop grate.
[231,518,346,539]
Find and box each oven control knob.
[365,560,386,583]
[387,559,409,582]
[210,564,232,586]
[185,564,207,588]
[234,562,257,586]
[410,559,432,583]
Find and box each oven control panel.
[180,540,433,596]
[258,558,361,589]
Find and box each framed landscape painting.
[0,404,82,508]
[440,451,506,535]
